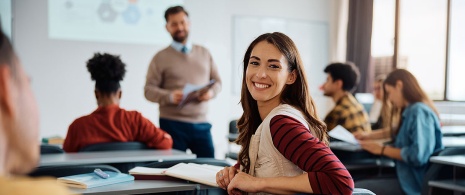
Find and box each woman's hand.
[227,171,261,195]
[216,166,238,190]
[359,140,384,155]
[353,131,371,140]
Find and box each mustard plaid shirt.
[324,93,372,133]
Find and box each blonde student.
[216,32,353,195]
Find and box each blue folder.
[57,171,134,188]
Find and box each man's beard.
[323,91,333,97]
[172,30,188,43]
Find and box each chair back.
[421,147,465,195]
[79,142,149,152]
[143,158,232,168]
[226,120,239,160]
[229,120,238,134]
[40,144,64,154]
[29,164,120,178]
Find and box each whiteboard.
[232,16,329,95]
[48,0,183,45]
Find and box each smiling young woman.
[215,32,354,195]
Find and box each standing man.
[0,30,70,194]
[144,6,221,158]
[321,62,371,133]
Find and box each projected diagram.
[96,1,140,24]
[49,0,183,45]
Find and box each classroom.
[0,0,464,194]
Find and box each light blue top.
[394,102,444,195]
[171,40,193,53]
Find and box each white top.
[369,99,382,123]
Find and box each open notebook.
[328,125,359,145]
[57,171,134,189]
[129,163,223,187]
[128,167,180,181]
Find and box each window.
[447,0,465,101]
[398,0,447,100]
[371,0,463,101]
[371,0,395,77]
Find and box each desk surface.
[40,149,196,167]
[442,126,465,136]
[443,136,465,148]
[331,136,465,152]
[330,141,363,152]
[430,155,465,167]
[429,179,465,193]
[69,180,198,195]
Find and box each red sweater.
[271,115,353,194]
[63,105,173,152]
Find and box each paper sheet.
[328,125,359,145]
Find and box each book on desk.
[128,167,181,181]
[57,171,134,189]
[129,163,223,187]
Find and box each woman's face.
[245,41,296,107]
[373,81,383,100]
[385,81,405,108]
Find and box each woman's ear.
[0,66,14,117]
[94,90,99,100]
[395,80,403,90]
[286,70,297,85]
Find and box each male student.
[0,30,70,194]
[144,6,221,158]
[321,62,371,133]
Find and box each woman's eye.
[250,61,259,65]
[269,64,279,69]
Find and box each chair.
[79,141,149,152]
[332,148,396,181]
[225,120,239,160]
[29,164,120,178]
[422,147,465,195]
[40,144,64,154]
[79,142,149,173]
[143,158,232,168]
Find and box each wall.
[13,0,335,158]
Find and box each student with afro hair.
[63,53,172,152]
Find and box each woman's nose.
[255,67,267,78]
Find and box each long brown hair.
[374,74,392,129]
[383,69,439,135]
[236,32,327,173]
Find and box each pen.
[94,169,109,179]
